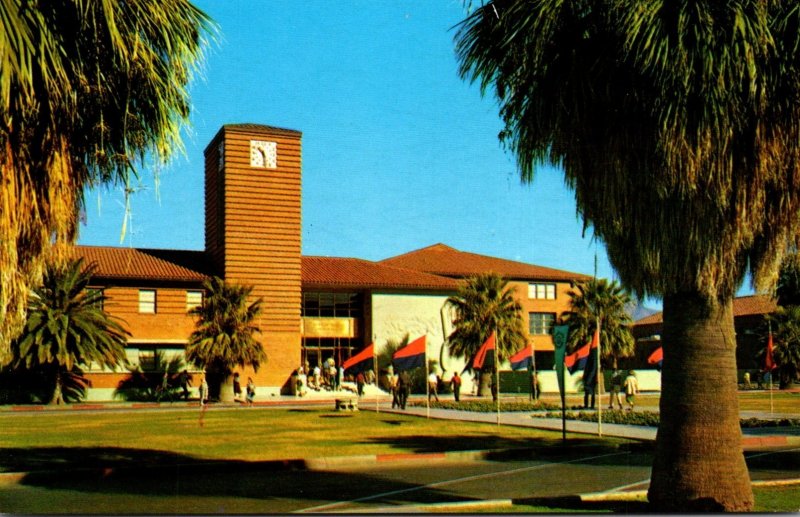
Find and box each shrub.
[409,399,560,412]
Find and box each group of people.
[388,370,412,409]
[385,370,464,407]
[295,361,346,395]
[607,369,639,410]
[232,372,257,405]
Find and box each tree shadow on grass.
[361,434,654,466]
[0,446,479,510]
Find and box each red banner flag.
[392,335,426,371]
[647,346,663,371]
[343,342,375,374]
[765,332,776,372]
[473,332,496,370]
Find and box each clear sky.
[78,1,642,303]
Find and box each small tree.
[11,259,129,404]
[185,277,265,401]
[563,279,635,369]
[446,273,527,395]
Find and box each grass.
[0,407,619,469]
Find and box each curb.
[398,478,800,513]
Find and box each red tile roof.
[302,256,458,291]
[75,246,213,282]
[633,294,778,326]
[380,243,591,282]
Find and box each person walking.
[198,375,208,407]
[390,372,400,408]
[428,371,440,402]
[450,371,462,402]
[608,369,624,409]
[245,377,256,405]
[624,370,639,411]
[398,370,411,409]
[356,371,365,397]
[179,370,191,401]
[233,372,242,402]
[531,372,541,401]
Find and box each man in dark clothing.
[397,370,411,409]
[450,371,462,402]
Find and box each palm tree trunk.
[219,375,235,403]
[648,291,753,511]
[50,370,63,405]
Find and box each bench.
[335,398,358,411]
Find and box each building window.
[302,292,362,318]
[186,290,203,312]
[138,289,156,314]
[528,283,556,300]
[529,312,556,335]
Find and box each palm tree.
[776,251,800,307]
[185,277,266,402]
[0,1,213,362]
[11,258,129,404]
[454,1,800,510]
[563,279,635,370]
[764,307,800,389]
[446,273,527,395]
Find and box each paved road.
[2,445,795,514]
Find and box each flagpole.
[769,323,773,415]
[596,319,602,437]
[531,341,537,401]
[495,329,500,426]
[560,360,566,442]
[425,338,430,420]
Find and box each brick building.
[75,124,589,400]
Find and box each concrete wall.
[370,292,477,393]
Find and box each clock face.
[250,140,277,169]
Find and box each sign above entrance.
[302,317,358,338]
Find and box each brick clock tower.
[204,124,302,393]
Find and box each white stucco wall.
[371,292,479,392]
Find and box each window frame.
[186,290,203,312]
[138,289,156,314]
[528,282,556,300]
[529,312,556,335]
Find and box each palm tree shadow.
[0,446,478,507]
[361,434,653,466]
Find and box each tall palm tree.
[0,1,213,362]
[11,258,129,404]
[564,279,635,369]
[764,307,800,389]
[447,273,527,394]
[186,277,266,401]
[455,1,800,510]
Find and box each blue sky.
[78,1,636,302]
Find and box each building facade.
[75,124,592,400]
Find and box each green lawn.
[0,407,619,470]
